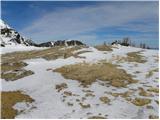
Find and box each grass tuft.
[95,44,113,51]
[110,91,132,98]
[99,96,110,104]
[147,87,159,93]
[79,102,91,108]
[63,91,72,96]
[131,98,151,106]
[126,51,146,63]
[55,83,68,92]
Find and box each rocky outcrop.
[38,40,85,47]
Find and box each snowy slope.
[1,45,159,119]
[0,44,46,54]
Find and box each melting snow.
[1,45,159,118]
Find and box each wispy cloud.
[20,2,158,45]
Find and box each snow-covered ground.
[1,45,159,118]
[0,45,46,54]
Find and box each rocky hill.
[0,20,36,47]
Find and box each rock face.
[38,40,85,47]
[0,19,36,46]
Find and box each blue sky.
[1,1,159,48]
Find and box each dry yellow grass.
[109,91,132,98]
[43,46,85,60]
[95,44,113,51]
[82,89,94,93]
[1,46,83,81]
[113,51,147,63]
[131,98,151,106]
[1,61,34,81]
[1,46,85,63]
[138,88,153,97]
[1,46,85,81]
[1,70,34,81]
[63,91,72,96]
[147,87,159,93]
[1,62,28,72]
[1,91,34,119]
[99,96,110,104]
[126,51,147,63]
[79,102,91,108]
[146,68,158,78]
[85,93,95,97]
[75,50,91,55]
[53,62,138,87]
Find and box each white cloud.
[20,2,158,43]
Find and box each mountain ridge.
[0,19,85,47]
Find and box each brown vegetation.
[109,91,132,98]
[1,61,34,81]
[95,44,113,51]
[1,46,85,63]
[79,102,91,108]
[146,68,158,78]
[55,83,68,92]
[138,88,153,97]
[63,91,72,96]
[53,62,138,87]
[1,70,34,81]
[131,98,151,106]
[85,93,95,97]
[99,96,110,104]
[1,62,27,72]
[126,51,146,63]
[1,91,34,119]
[147,87,159,93]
